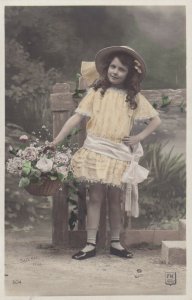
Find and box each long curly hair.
[92,51,143,109]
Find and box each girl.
[49,46,161,260]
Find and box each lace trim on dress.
[134,111,159,120]
[75,108,91,117]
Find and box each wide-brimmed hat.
[95,46,146,80]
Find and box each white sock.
[81,243,95,252]
[81,228,97,252]
[111,240,125,250]
[111,228,124,250]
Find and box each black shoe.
[72,242,96,260]
[110,240,133,259]
[110,246,133,258]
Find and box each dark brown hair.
[92,51,143,109]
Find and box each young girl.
[49,46,161,260]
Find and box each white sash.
[83,134,149,217]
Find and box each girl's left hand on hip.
[122,135,140,146]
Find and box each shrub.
[138,143,186,225]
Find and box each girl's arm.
[52,113,85,146]
[123,115,161,146]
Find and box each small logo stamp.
[165,272,177,286]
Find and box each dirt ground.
[5,222,186,297]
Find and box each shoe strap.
[111,239,120,243]
[86,242,96,247]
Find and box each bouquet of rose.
[6,135,72,196]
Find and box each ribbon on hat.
[78,61,100,89]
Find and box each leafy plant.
[139,142,186,224]
[179,100,186,112]
[152,102,158,109]
[161,95,172,108]
[72,73,87,104]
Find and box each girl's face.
[107,57,129,87]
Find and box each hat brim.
[95,46,146,80]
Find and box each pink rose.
[22,147,37,161]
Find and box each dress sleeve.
[75,88,95,117]
[134,92,159,120]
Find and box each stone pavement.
[5,229,186,297]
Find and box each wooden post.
[77,118,87,231]
[50,83,75,247]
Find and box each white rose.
[36,157,53,173]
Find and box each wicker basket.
[25,179,62,196]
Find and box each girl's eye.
[119,67,127,72]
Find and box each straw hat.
[95,46,146,80]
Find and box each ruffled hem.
[71,174,124,189]
[70,147,130,187]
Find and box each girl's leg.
[72,183,106,259]
[86,183,106,245]
[108,185,133,258]
[108,186,124,250]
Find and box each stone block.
[178,219,186,240]
[121,229,179,247]
[161,240,186,265]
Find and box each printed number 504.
[13,280,21,284]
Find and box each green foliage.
[161,95,172,108]
[72,73,87,101]
[67,180,79,230]
[152,102,158,109]
[22,160,32,176]
[19,177,30,188]
[179,100,186,112]
[5,39,64,132]
[68,210,78,231]
[30,168,41,179]
[57,173,66,182]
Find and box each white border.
[1,1,191,300]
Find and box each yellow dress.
[71,87,158,187]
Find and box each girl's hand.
[122,135,141,146]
